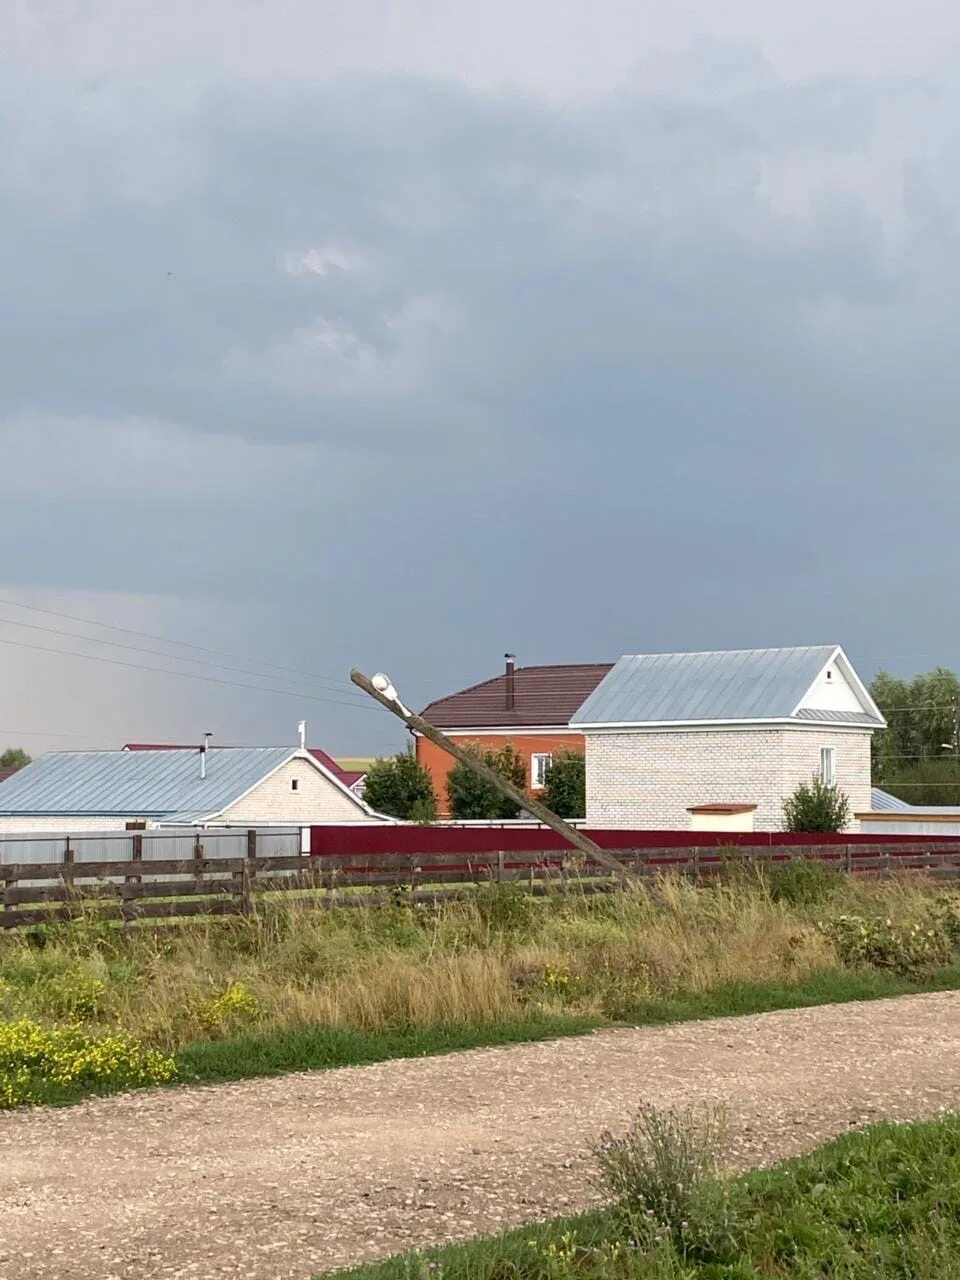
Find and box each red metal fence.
[310,824,960,858]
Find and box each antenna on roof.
[200,732,213,780]
[298,720,307,750]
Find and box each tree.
[542,751,586,819]
[870,667,960,802]
[912,667,960,757]
[362,749,438,821]
[0,748,30,770]
[870,758,960,807]
[447,742,527,819]
[783,775,850,833]
[869,671,914,784]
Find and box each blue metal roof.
[572,645,878,726]
[0,747,296,818]
[868,787,960,816]
[871,787,911,812]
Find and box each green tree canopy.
[0,748,31,770]
[870,667,960,802]
[362,749,437,821]
[446,742,527,820]
[542,751,586,819]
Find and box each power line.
[875,742,960,756]
[0,597,361,693]
[0,613,370,704]
[0,633,380,712]
[0,726,97,741]
[872,782,960,788]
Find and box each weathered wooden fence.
[4,837,960,928]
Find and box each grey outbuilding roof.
[871,787,911,812]
[572,645,884,728]
[0,747,299,819]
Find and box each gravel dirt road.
[2,992,960,1280]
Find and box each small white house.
[0,746,387,834]
[571,645,885,832]
[858,788,960,837]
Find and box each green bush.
[542,752,586,819]
[766,858,839,908]
[447,742,527,819]
[0,1019,176,1108]
[821,913,956,977]
[362,750,438,821]
[475,883,535,934]
[783,775,850,832]
[198,981,261,1033]
[592,1103,727,1233]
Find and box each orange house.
[416,655,612,817]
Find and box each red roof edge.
[122,743,361,787]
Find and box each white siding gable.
[798,659,864,715]
[217,757,380,825]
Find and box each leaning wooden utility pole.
[350,668,637,880]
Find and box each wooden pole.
[350,668,637,880]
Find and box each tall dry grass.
[0,868,954,1052]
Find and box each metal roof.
[871,787,911,812]
[868,787,960,816]
[572,646,880,727]
[0,747,296,818]
[795,708,882,726]
[422,663,614,729]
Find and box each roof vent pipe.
[200,732,213,780]
[504,653,516,712]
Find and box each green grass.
[328,1113,960,1280]
[175,1015,596,1083]
[173,965,960,1087]
[17,967,960,1107]
[6,874,960,1108]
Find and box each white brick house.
[571,646,884,832]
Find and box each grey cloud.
[3,43,960,751]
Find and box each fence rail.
[4,837,960,928]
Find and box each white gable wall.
[585,724,872,831]
[217,758,380,825]
[798,660,865,715]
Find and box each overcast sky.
[2,1,959,757]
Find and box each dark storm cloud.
[2,42,959,750]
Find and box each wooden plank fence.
[4,838,960,928]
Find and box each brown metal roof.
[687,803,758,814]
[421,663,613,729]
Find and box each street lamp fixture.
[371,672,412,718]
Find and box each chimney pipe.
[200,732,213,780]
[504,653,516,712]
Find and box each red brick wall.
[416,732,586,817]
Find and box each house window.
[291,778,299,792]
[531,753,553,790]
[820,747,836,787]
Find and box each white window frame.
[820,746,837,787]
[530,752,553,790]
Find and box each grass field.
[329,1112,960,1280]
[3,861,960,1106]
